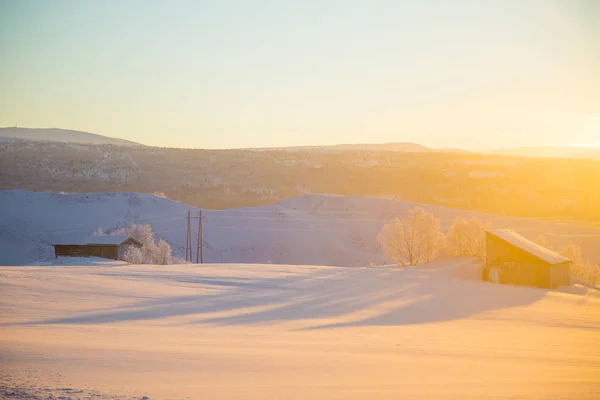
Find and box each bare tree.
[377,207,443,267]
[446,217,490,258]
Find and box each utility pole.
[186,210,192,262]
[185,211,189,262]
[196,210,203,264]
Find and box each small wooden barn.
[483,229,571,289]
[53,235,142,260]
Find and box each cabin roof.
[486,229,570,265]
[54,235,142,247]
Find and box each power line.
[204,206,600,220]
[203,215,418,223]
[32,212,600,238]
[208,225,380,233]
[206,209,385,215]
[25,205,600,243]
[154,223,600,237]
[32,210,190,237]
[202,214,559,224]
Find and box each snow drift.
[1,259,599,399]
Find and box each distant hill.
[311,142,432,152]
[492,146,600,160]
[0,127,141,146]
[250,142,470,153]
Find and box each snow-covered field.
[1,259,599,399]
[2,190,600,267]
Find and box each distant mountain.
[492,146,600,160]
[251,142,470,153]
[0,127,141,146]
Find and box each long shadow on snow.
[301,269,548,330]
[8,268,356,325]
[10,263,547,327]
[190,267,547,328]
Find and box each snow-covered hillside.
[2,190,600,266]
[0,191,195,265]
[1,260,598,399]
[0,127,141,146]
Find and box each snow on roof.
[85,235,135,245]
[54,235,141,246]
[486,229,570,265]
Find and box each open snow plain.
[1,259,599,399]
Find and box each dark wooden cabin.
[53,235,142,260]
[483,229,571,289]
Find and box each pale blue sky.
[0,0,598,149]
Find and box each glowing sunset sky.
[0,0,598,149]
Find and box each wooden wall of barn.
[485,234,570,289]
[54,245,119,260]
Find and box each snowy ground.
[2,190,600,267]
[1,259,599,399]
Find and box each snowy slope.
[1,260,599,399]
[0,191,196,265]
[0,127,141,146]
[2,190,600,266]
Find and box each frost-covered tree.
[422,216,445,264]
[377,207,443,267]
[557,244,600,286]
[446,217,490,258]
[558,244,583,266]
[156,239,172,265]
[122,246,143,264]
[124,224,159,264]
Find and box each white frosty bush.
[123,246,144,264]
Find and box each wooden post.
[196,210,203,264]
[184,212,188,262]
[186,210,191,262]
[189,210,193,262]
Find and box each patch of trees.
[378,206,490,267]
[94,224,172,265]
[535,236,600,286]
